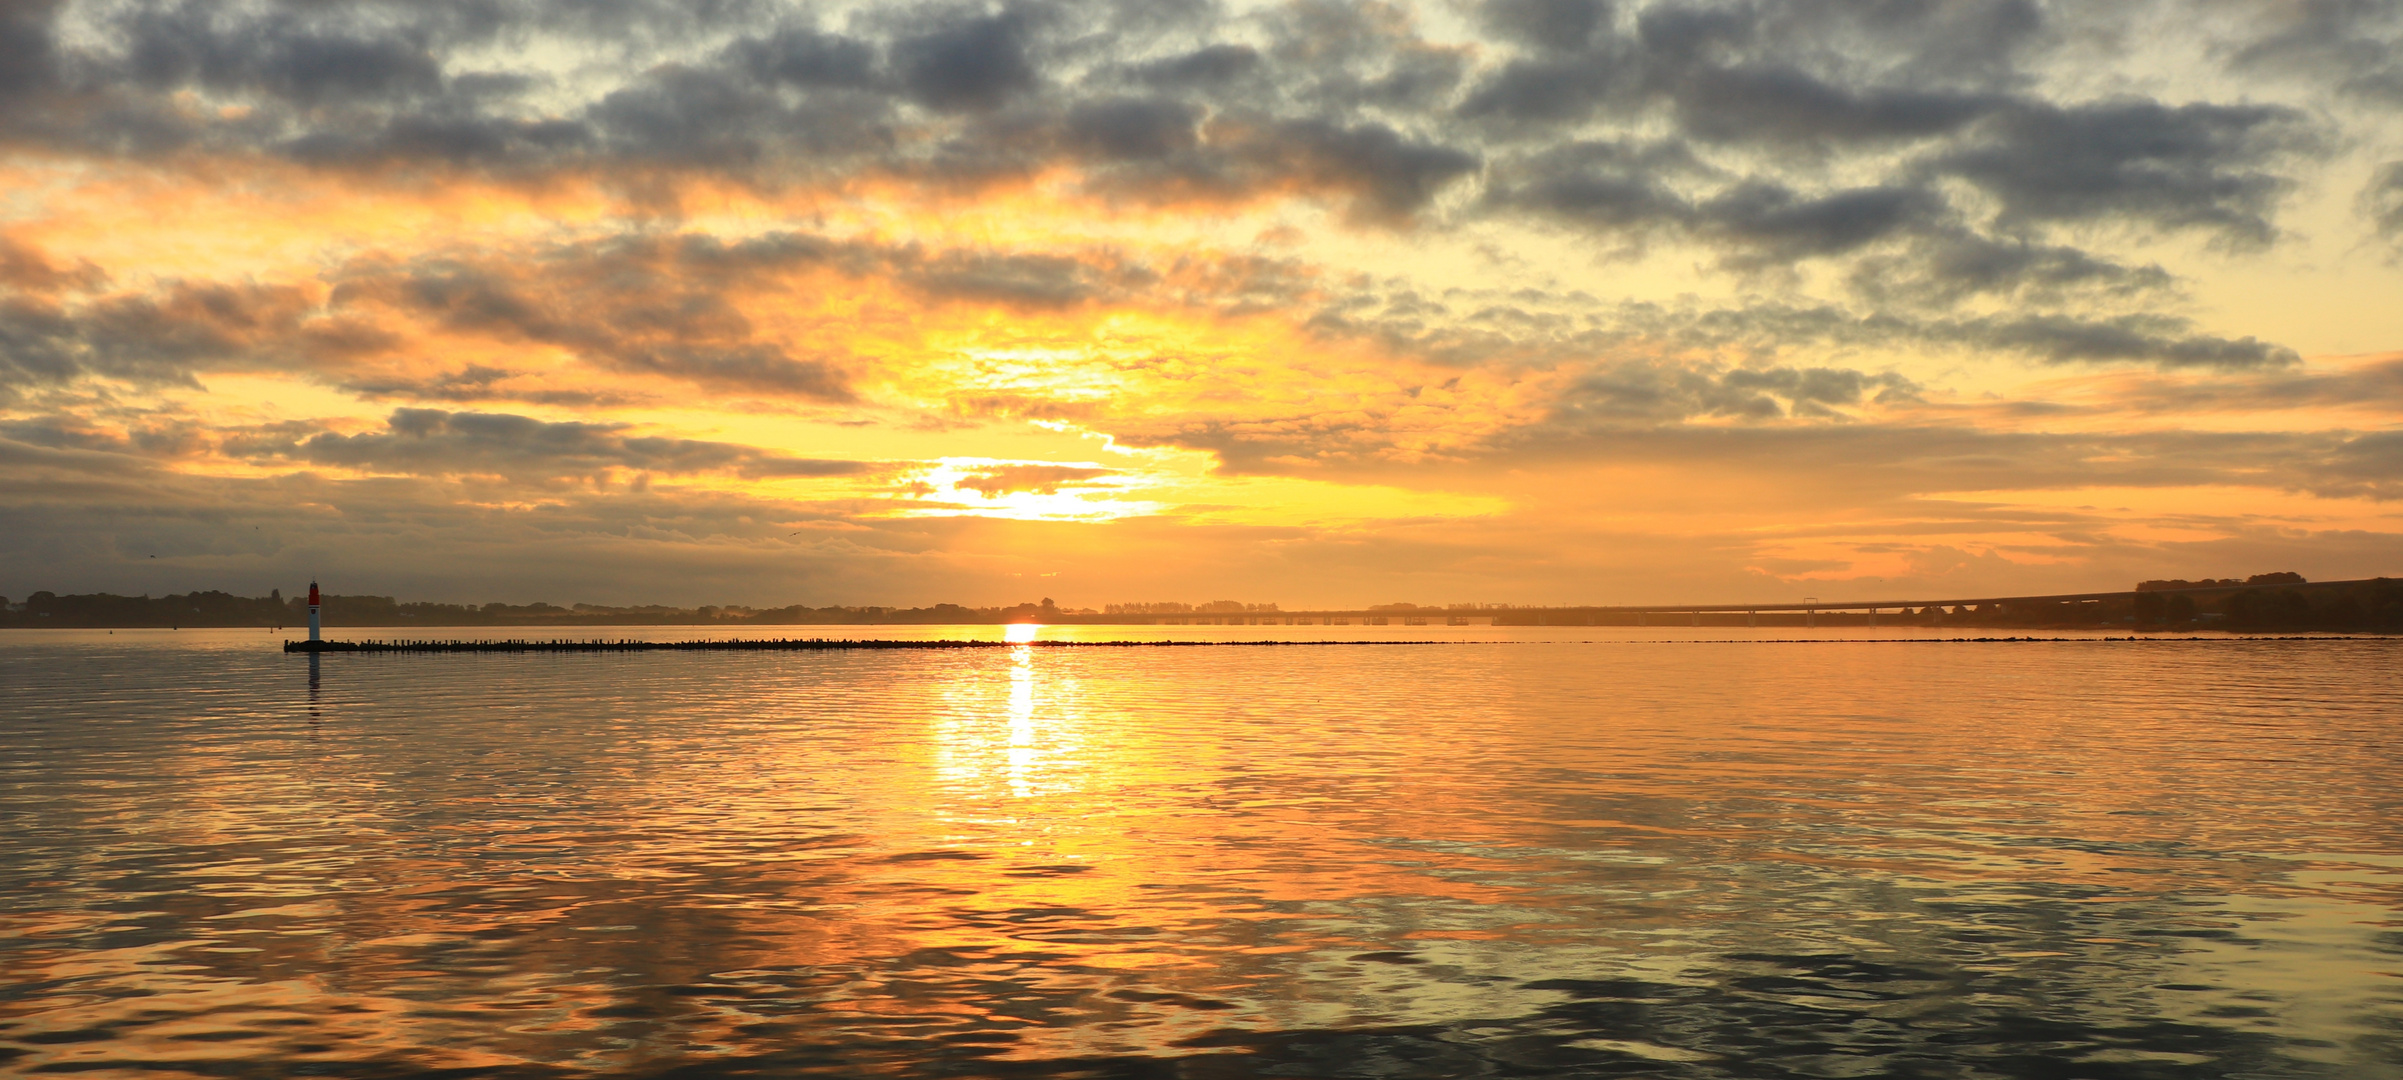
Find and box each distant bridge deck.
[1091,578,2386,624]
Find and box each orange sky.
[3,0,2400,606]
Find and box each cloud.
[1943,313,2298,369]
[1931,99,2317,246]
[1659,66,1999,148]
[1846,231,2177,308]
[1479,0,1612,53]
[1314,288,2297,376]
[0,234,104,293]
[0,0,60,109]
[2302,430,2403,500]
[330,241,859,401]
[337,365,642,408]
[2222,0,2403,105]
[1552,360,1921,425]
[2068,355,2403,416]
[952,463,1114,496]
[893,8,1044,112]
[2364,161,2403,248]
[0,281,341,399]
[236,408,879,483]
[1485,143,1942,265]
[112,3,444,108]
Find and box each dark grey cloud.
[584,64,870,171]
[2303,430,2403,500]
[1311,287,2298,376]
[1692,181,1940,264]
[2364,161,2403,246]
[904,249,1128,307]
[1129,43,1261,88]
[1932,100,2315,245]
[0,0,61,107]
[0,281,345,399]
[1481,139,1698,234]
[1063,97,1202,160]
[0,413,148,454]
[1455,55,1624,124]
[1487,142,1942,264]
[113,3,443,108]
[1632,301,2297,371]
[1553,360,1922,424]
[0,297,87,400]
[725,24,881,90]
[893,8,1043,111]
[2222,0,2403,104]
[1237,119,1481,222]
[1255,0,1468,112]
[600,343,853,400]
[1660,65,1999,147]
[1846,231,2177,308]
[338,365,641,408]
[241,407,878,482]
[1945,313,2297,370]
[1480,0,1612,53]
[1461,0,2036,140]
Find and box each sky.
[2,0,2401,609]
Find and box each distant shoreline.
[8,576,2400,633]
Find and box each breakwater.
[283,637,1444,653]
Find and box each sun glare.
[1004,622,1042,643]
[890,458,1167,522]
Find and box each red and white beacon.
[307,581,321,643]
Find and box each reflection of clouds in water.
[5,634,2402,1076]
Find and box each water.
[3,627,2400,1078]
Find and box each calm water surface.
[3,627,2400,1078]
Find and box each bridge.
[1063,578,2378,628]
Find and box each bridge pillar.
[1636,611,1646,626]
[1747,610,1756,627]
[1691,611,1699,626]
[1868,607,1877,628]
[1807,608,1815,628]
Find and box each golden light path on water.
[0,626,2399,1078]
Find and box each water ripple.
[1,629,2398,1077]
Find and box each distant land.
[5,574,2400,633]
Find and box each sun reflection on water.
[1008,642,1038,798]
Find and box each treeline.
[2136,571,2304,591]
[0,591,1082,628]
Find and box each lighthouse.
[307,581,321,643]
